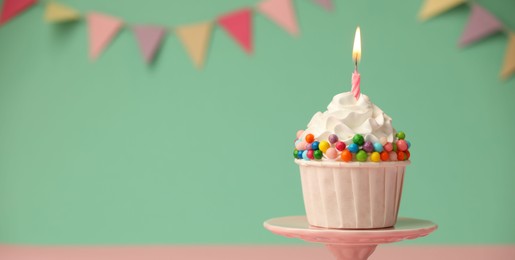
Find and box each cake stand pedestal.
[264,216,437,260]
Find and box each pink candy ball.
[397,140,408,152]
[305,143,312,150]
[307,150,314,159]
[296,130,304,138]
[296,141,307,151]
[325,148,338,159]
[389,151,398,161]
[335,141,346,151]
[384,143,393,152]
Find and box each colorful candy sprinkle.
[314,150,323,160]
[356,150,367,162]
[352,134,365,146]
[406,140,411,149]
[363,141,374,153]
[335,141,346,151]
[396,131,406,140]
[397,151,407,161]
[373,142,383,153]
[319,141,330,153]
[305,134,315,144]
[293,149,299,159]
[311,141,320,150]
[389,151,397,161]
[397,140,408,152]
[297,150,303,159]
[371,152,381,162]
[302,150,309,160]
[328,134,338,144]
[406,150,411,160]
[341,150,352,162]
[307,150,314,159]
[325,148,338,159]
[347,143,359,153]
[384,143,393,152]
[380,151,390,161]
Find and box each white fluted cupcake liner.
[296,160,410,229]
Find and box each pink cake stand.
[264,216,437,260]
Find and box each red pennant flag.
[87,12,123,60]
[133,26,166,64]
[218,8,253,54]
[258,0,299,36]
[459,4,503,47]
[0,0,38,26]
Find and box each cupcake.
[293,92,411,229]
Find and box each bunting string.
[0,0,333,68]
[419,0,515,80]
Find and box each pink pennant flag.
[257,0,299,36]
[459,4,503,47]
[87,12,123,60]
[218,8,253,54]
[0,0,38,26]
[312,0,333,11]
[133,26,166,64]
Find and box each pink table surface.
[0,245,513,260]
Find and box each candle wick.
[354,55,358,72]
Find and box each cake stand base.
[264,216,437,260]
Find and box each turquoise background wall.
[0,0,514,245]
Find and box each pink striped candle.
[352,27,361,100]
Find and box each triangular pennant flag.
[132,25,166,64]
[257,0,299,36]
[459,4,503,47]
[419,0,465,21]
[176,22,213,69]
[0,0,37,25]
[44,1,80,23]
[501,33,515,80]
[313,0,333,11]
[87,12,123,60]
[218,8,253,54]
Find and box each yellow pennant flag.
[501,33,515,80]
[176,22,213,69]
[44,1,80,22]
[419,0,466,21]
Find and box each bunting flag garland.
[176,22,213,69]
[313,0,333,11]
[0,0,38,25]
[133,26,166,64]
[458,4,502,47]
[218,9,253,54]
[501,33,515,80]
[419,0,515,79]
[418,0,465,21]
[44,2,80,23]
[257,0,299,36]
[87,13,123,60]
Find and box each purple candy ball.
[328,134,338,144]
[363,141,374,153]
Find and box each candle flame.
[352,26,361,62]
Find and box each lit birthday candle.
[352,27,361,100]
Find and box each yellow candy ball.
[319,141,331,153]
[371,152,381,162]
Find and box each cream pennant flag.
[501,33,515,80]
[44,1,80,23]
[257,0,299,36]
[176,22,213,69]
[419,0,466,21]
[87,12,123,60]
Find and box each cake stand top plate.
[264,216,437,245]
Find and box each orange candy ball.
[397,151,407,161]
[305,134,315,144]
[380,151,390,161]
[341,150,352,162]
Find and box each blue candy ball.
[297,150,303,159]
[302,150,309,160]
[373,142,384,153]
[406,140,411,149]
[311,141,320,150]
[347,143,359,153]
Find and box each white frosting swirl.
[301,92,396,144]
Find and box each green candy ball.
[352,134,365,146]
[392,142,398,152]
[314,150,323,160]
[396,131,406,140]
[356,150,368,162]
[293,149,299,159]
